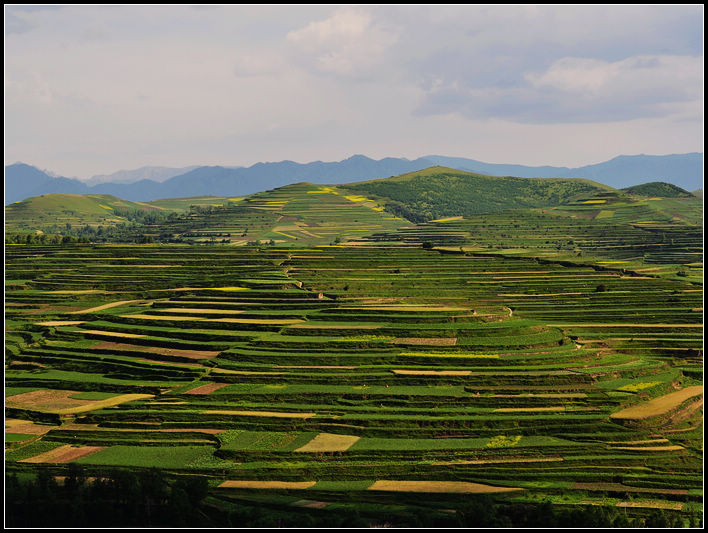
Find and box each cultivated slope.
[342,167,614,222]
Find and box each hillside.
[137,182,412,245]
[5,194,167,233]
[621,182,695,198]
[342,167,614,222]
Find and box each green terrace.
[5,243,702,523]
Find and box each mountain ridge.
[5,152,702,205]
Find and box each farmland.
[4,172,703,527]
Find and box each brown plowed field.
[185,382,230,395]
[20,444,106,463]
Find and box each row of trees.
[6,466,209,528]
[5,233,90,245]
[7,467,698,528]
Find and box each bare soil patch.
[6,389,87,411]
[616,500,683,511]
[5,419,57,435]
[185,382,230,395]
[20,444,106,463]
[295,433,361,452]
[92,340,220,359]
[291,500,331,509]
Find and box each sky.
[4,4,704,179]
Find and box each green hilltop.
[5,194,166,232]
[621,182,695,198]
[340,166,615,222]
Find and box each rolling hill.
[4,194,167,233]
[341,166,614,222]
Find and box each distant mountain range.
[4,153,702,205]
[84,166,202,185]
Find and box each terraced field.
[5,243,703,526]
[361,191,703,282]
[134,183,411,246]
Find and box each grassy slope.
[5,194,167,231]
[621,182,695,198]
[341,166,616,222]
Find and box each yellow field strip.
[159,308,245,315]
[616,501,683,511]
[368,480,523,494]
[57,394,154,415]
[393,337,458,346]
[295,433,361,452]
[392,370,472,376]
[219,481,316,489]
[203,410,316,419]
[211,318,306,324]
[69,300,144,314]
[608,445,685,451]
[607,439,670,445]
[287,324,382,329]
[610,386,703,420]
[80,330,147,338]
[34,321,87,326]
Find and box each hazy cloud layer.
[4,5,703,177]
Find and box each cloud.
[5,11,37,34]
[233,50,287,78]
[286,7,399,78]
[416,54,702,123]
[4,5,703,176]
